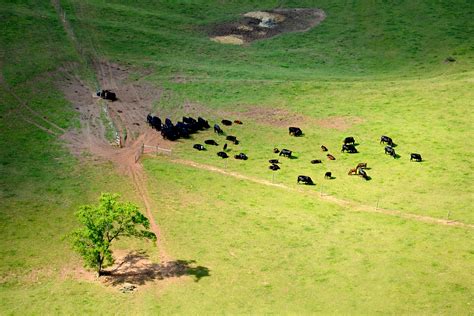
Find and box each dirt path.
[170,159,473,229]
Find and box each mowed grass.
[142,159,474,314]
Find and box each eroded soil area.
[209,8,326,44]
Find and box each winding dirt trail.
[170,159,474,229]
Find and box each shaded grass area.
[143,159,473,314]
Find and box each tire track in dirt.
[170,159,473,229]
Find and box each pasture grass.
[0,0,473,314]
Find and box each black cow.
[324,172,332,179]
[217,151,228,158]
[205,139,218,146]
[268,159,279,164]
[234,153,248,160]
[269,164,280,171]
[226,135,238,144]
[385,146,396,158]
[198,117,210,129]
[183,116,197,124]
[358,168,370,180]
[279,149,292,158]
[297,175,314,185]
[311,159,322,164]
[341,144,358,153]
[380,135,393,146]
[165,118,173,128]
[321,145,328,152]
[273,148,280,153]
[214,124,223,135]
[161,126,178,141]
[151,116,162,131]
[289,127,303,137]
[147,114,153,125]
[221,119,232,126]
[193,144,205,151]
[344,136,355,145]
[98,89,117,101]
[223,143,228,151]
[410,153,422,162]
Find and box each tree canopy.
[70,193,156,276]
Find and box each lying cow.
[327,154,336,160]
[297,175,314,185]
[268,159,279,164]
[193,144,206,151]
[380,135,393,146]
[221,119,232,126]
[273,148,280,154]
[410,153,422,162]
[234,153,248,160]
[385,146,396,158]
[324,172,332,179]
[344,136,355,145]
[205,139,218,146]
[234,120,243,125]
[311,159,322,164]
[321,145,328,152]
[98,89,117,101]
[289,127,303,137]
[226,135,238,144]
[341,144,358,153]
[217,151,228,158]
[279,149,292,158]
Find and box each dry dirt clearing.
[209,8,326,44]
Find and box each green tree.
[70,193,156,276]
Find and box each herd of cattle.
[146,114,423,186]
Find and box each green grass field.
[1,0,473,314]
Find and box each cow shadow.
[326,176,336,180]
[102,250,210,286]
[288,156,298,160]
[362,175,372,181]
[393,154,401,159]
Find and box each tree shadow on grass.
[102,250,210,286]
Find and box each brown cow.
[348,168,357,175]
[327,154,336,160]
[356,163,367,170]
[321,145,328,152]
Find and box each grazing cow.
[341,144,358,153]
[193,144,205,151]
[356,162,367,170]
[297,175,314,185]
[214,124,223,135]
[269,164,280,171]
[268,159,279,164]
[410,153,422,162]
[226,135,238,144]
[344,136,355,145]
[151,116,162,131]
[183,116,197,124]
[327,154,336,160]
[198,117,210,129]
[358,168,369,180]
[279,149,292,158]
[205,139,218,146]
[161,126,178,141]
[234,153,248,160]
[324,172,332,179]
[234,120,243,125]
[165,118,173,127]
[321,145,328,152]
[147,114,153,125]
[217,151,228,158]
[273,148,280,154]
[289,127,303,137]
[385,146,396,158]
[380,135,393,146]
[311,159,322,164]
[348,168,357,175]
[221,119,232,126]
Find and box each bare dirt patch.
[209,8,326,45]
[314,116,365,131]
